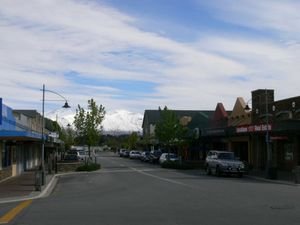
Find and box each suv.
[205,150,245,177]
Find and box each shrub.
[76,163,101,172]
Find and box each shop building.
[0,99,62,181]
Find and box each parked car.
[129,150,141,159]
[149,150,162,164]
[77,151,88,161]
[119,149,127,157]
[67,150,87,161]
[205,150,245,177]
[140,151,151,162]
[159,153,179,164]
[123,150,130,158]
[63,154,79,161]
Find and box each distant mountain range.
[46,108,143,135]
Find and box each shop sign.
[49,132,59,138]
[236,124,272,133]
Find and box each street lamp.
[245,89,273,179]
[41,84,70,185]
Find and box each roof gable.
[210,103,228,128]
[228,97,250,126]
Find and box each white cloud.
[202,0,300,36]
[0,0,299,115]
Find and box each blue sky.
[0,0,299,114]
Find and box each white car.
[68,150,87,161]
[205,150,245,177]
[77,150,88,161]
[129,150,141,159]
[159,153,179,164]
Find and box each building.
[142,109,214,159]
[203,89,300,176]
[0,98,63,181]
[142,90,300,178]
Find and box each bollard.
[35,170,42,191]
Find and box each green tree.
[126,132,139,150]
[60,125,75,151]
[73,98,106,157]
[155,106,185,152]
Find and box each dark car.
[123,150,130,158]
[63,154,79,161]
[119,149,127,157]
[149,150,162,164]
[140,151,150,162]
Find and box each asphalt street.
[3,152,300,225]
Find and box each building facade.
[0,99,62,181]
[143,90,300,178]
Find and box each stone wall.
[56,162,84,173]
[0,166,12,181]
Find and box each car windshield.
[218,152,234,160]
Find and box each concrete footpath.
[0,170,58,204]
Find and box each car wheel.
[206,165,211,175]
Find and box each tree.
[73,98,105,158]
[126,132,139,150]
[60,125,75,151]
[155,106,185,149]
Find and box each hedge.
[76,163,101,172]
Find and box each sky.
[0,0,299,114]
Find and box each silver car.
[205,150,245,177]
[129,150,141,159]
[159,153,179,164]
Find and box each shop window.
[2,147,12,168]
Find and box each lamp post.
[41,84,70,185]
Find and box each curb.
[245,175,300,187]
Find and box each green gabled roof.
[142,109,214,128]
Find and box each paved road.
[3,152,300,225]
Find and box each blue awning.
[0,130,43,140]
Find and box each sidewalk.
[0,170,56,204]
[246,169,300,186]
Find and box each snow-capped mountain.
[46,108,143,135]
[101,110,143,135]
